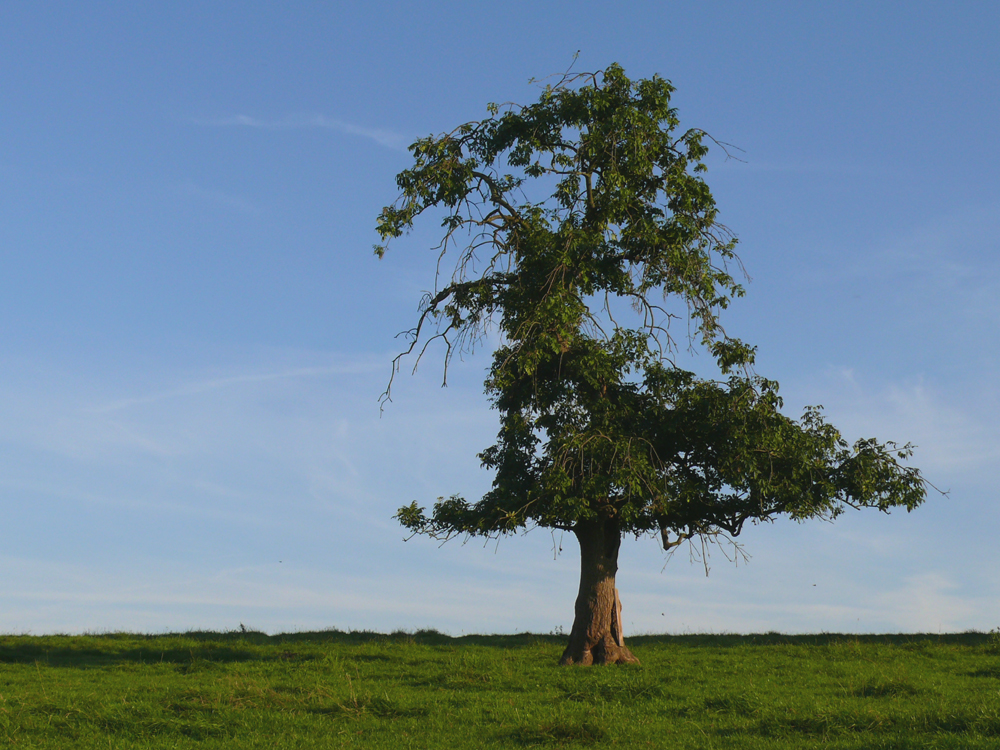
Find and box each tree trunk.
[559,520,640,665]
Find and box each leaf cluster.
[380,64,927,548]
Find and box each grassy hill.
[2,629,999,747]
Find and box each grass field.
[1,629,999,748]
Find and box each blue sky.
[1,1,998,635]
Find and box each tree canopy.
[376,63,927,663]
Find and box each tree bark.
[559,520,640,665]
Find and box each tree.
[375,64,927,665]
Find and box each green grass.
[1,629,999,748]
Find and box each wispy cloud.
[623,545,1000,634]
[85,363,379,414]
[786,368,1000,476]
[194,114,411,151]
[816,201,1000,303]
[0,551,576,635]
[876,573,980,632]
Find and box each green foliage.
[2,631,1000,748]
[378,63,926,550]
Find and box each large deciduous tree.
[375,64,927,665]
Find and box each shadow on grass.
[0,628,994,669]
[0,628,561,669]
[969,666,1000,679]
[502,718,608,746]
[627,631,996,648]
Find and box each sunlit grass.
[1,629,999,747]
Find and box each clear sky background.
[1,1,998,636]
